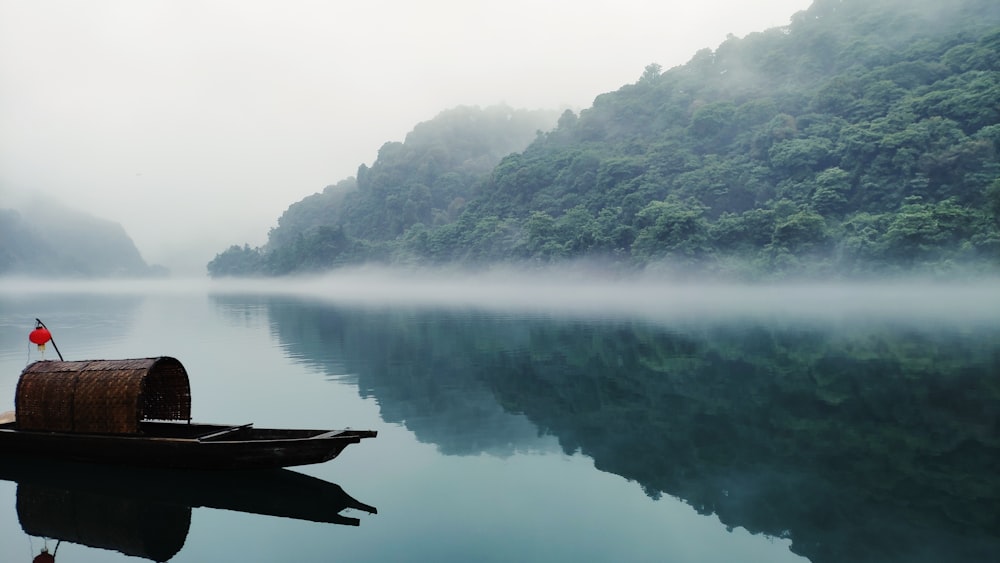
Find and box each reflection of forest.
[256,297,553,456]
[253,296,1000,563]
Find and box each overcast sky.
[0,0,811,274]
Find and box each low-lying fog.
[2,268,998,324]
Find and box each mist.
[0,0,811,275]
[3,268,998,325]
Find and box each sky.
[0,0,812,275]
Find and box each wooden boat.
[1,357,376,470]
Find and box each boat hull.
[0,421,376,470]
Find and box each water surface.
[0,280,997,562]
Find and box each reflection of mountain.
[2,456,376,561]
[244,296,552,456]
[488,320,1000,563]
[241,295,1000,563]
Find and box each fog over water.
[1,268,998,562]
[0,0,811,274]
[2,270,998,324]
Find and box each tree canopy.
[209,0,1000,279]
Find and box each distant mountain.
[208,104,560,276]
[209,0,1000,279]
[0,198,165,277]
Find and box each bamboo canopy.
[15,357,192,434]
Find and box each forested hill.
[208,105,559,276]
[209,0,1000,279]
[0,200,164,278]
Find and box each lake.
[0,276,998,563]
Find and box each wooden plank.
[197,423,253,441]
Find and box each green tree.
[811,167,852,214]
[207,245,264,277]
[882,198,977,263]
[772,209,829,254]
[986,179,1000,225]
[632,198,710,262]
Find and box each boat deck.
[140,421,333,441]
[0,418,340,442]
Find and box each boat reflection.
[2,456,376,562]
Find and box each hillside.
[209,0,1000,279]
[209,104,559,276]
[0,199,163,277]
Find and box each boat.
[0,356,376,470]
[3,455,377,561]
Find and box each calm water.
[0,279,997,563]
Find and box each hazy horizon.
[2,268,999,325]
[0,0,811,275]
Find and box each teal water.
[0,281,997,562]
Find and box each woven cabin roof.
[15,357,192,434]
